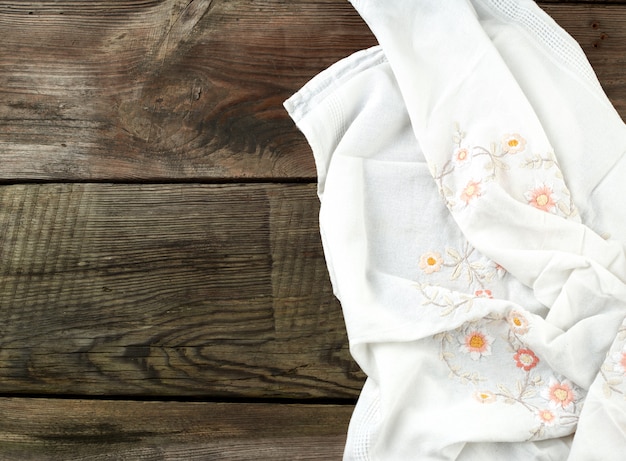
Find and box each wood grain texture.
[0,0,376,181]
[0,398,353,460]
[0,1,624,181]
[0,183,363,398]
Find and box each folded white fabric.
[284,1,626,459]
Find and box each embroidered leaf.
[441,352,455,360]
[601,363,613,373]
[497,383,514,398]
[441,305,455,316]
[557,201,571,216]
[521,388,537,399]
[446,247,462,262]
[450,264,463,281]
[493,157,510,170]
[604,382,613,398]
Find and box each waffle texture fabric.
[284,1,626,459]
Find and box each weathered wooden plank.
[0,0,376,181]
[0,1,624,181]
[0,183,363,398]
[0,398,353,460]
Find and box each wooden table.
[0,1,624,459]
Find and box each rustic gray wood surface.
[0,0,624,459]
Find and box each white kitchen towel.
[284,1,626,459]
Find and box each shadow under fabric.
[284,1,626,459]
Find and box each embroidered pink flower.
[475,289,493,299]
[514,348,540,371]
[507,310,529,334]
[460,329,494,360]
[419,251,443,274]
[610,346,626,375]
[474,390,496,404]
[460,180,482,205]
[501,133,527,154]
[536,409,558,426]
[526,185,556,212]
[453,147,471,165]
[543,378,577,410]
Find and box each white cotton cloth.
[284,1,626,459]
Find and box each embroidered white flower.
[460,329,494,360]
[474,390,496,404]
[507,310,530,334]
[542,378,577,410]
[453,147,472,166]
[501,133,527,154]
[419,251,443,274]
[536,409,558,427]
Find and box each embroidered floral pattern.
[430,124,578,219]
[460,329,494,361]
[416,125,589,441]
[453,147,472,166]
[599,320,626,398]
[502,133,527,154]
[507,310,530,334]
[526,184,557,212]
[460,180,482,205]
[435,312,582,440]
[419,251,444,274]
[417,242,498,297]
[474,390,496,404]
[536,409,558,426]
[514,348,540,371]
[543,378,577,410]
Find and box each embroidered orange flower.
[543,378,577,410]
[473,390,496,404]
[474,289,493,299]
[536,409,557,426]
[501,133,527,154]
[453,147,471,165]
[514,348,539,371]
[460,180,482,205]
[419,251,443,274]
[526,185,556,212]
[507,310,529,334]
[460,329,493,360]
